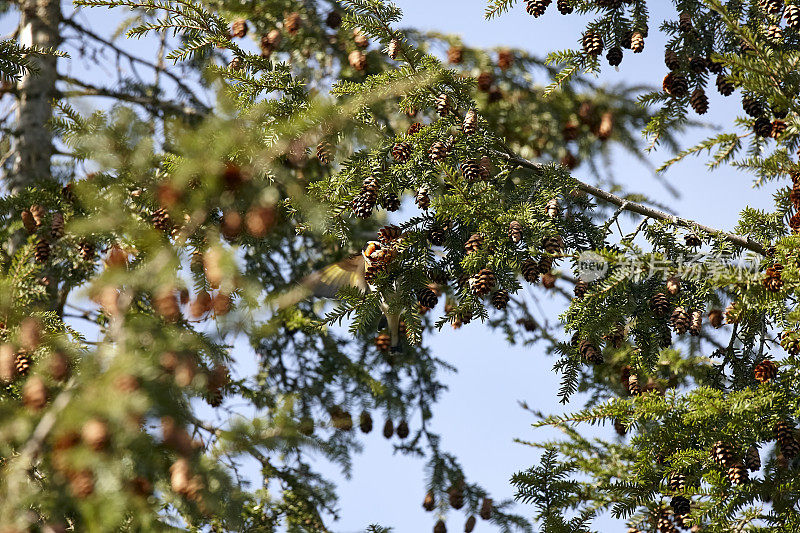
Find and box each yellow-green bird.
[274,240,404,352]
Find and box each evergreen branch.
[494,151,768,255]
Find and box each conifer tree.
[478,0,800,530]
[5,0,794,530]
[0,0,662,530]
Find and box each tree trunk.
[10,0,62,192]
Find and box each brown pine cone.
[754,359,778,383]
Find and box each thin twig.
[495,151,767,255]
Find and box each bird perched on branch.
[274,240,405,352]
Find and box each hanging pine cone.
[407,123,423,136]
[711,441,735,468]
[435,93,450,116]
[376,332,391,352]
[582,31,603,56]
[464,233,483,254]
[727,461,749,485]
[21,209,36,234]
[429,140,450,162]
[772,119,787,138]
[708,309,723,328]
[447,45,463,64]
[754,116,773,137]
[630,32,644,53]
[415,188,431,210]
[774,421,800,459]
[428,225,446,246]
[30,204,45,228]
[359,411,373,434]
[685,234,702,247]
[460,159,481,182]
[666,276,680,295]
[667,471,686,491]
[521,259,539,283]
[689,310,702,336]
[78,241,95,262]
[557,0,573,14]
[665,49,680,70]
[491,290,510,310]
[382,419,394,438]
[664,72,688,97]
[716,74,735,96]
[607,46,623,66]
[231,19,248,38]
[479,498,492,520]
[671,306,689,334]
[546,198,559,218]
[650,293,669,316]
[50,212,64,239]
[352,191,377,219]
[497,49,514,70]
[537,255,554,275]
[708,57,724,74]
[542,272,556,288]
[791,212,800,233]
[465,516,476,533]
[284,12,302,34]
[207,387,223,407]
[579,339,603,364]
[448,483,465,509]
[417,287,439,309]
[627,374,641,395]
[422,491,435,511]
[378,224,402,244]
[396,420,409,439]
[353,27,369,49]
[392,141,412,162]
[656,510,677,533]
[742,96,764,117]
[434,520,446,533]
[525,0,552,17]
[754,359,778,384]
[517,318,536,331]
[326,10,342,29]
[508,221,522,243]
[671,495,690,516]
[678,11,693,32]
[690,88,709,114]
[689,56,707,73]
[15,351,30,376]
[381,193,400,212]
[476,71,493,92]
[574,280,588,299]
[763,263,784,291]
[348,50,367,71]
[745,445,761,471]
[471,269,496,296]
[463,109,478,135]
[34,238,50,263]
[316,141,332,165]
[541,235,563,255]
[759,0,784,15]
[785,4,800,29]
[767,24,783,43]
[152,208,172,233]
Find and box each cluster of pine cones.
[425,484,493,533]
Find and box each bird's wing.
[273,254,367,309]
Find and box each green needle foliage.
[4,0,793,530]
[491,0,800,531]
